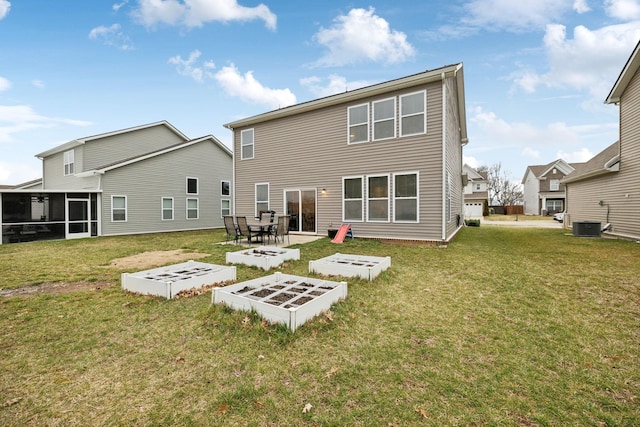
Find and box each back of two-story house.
[462,164,488,218]
[521,159,579,216]
[225,64,468,243]
[1,121,233,244]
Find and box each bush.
[465,219,481,227]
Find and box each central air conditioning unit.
[572,221,601,237]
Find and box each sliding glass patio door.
[285,189,316,233]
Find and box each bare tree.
[477,162,523,206]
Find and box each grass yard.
[1,227,638,426]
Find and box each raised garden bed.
[212,272,347,332]
[122,260,236,299]
[309,253,391,280]
[226,246,300,270]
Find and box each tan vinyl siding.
[234,81,449,241]
[100,141,232,236]
[83,126,186,171]
[444,76,464,239]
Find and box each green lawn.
[1,227,638,426]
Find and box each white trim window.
[111,195,127,222]
[400,91,426,137]
[446,172,452,222]
[393,172,419,222]
[348,103,369,144]
[550,179,559,191]
[161,197,174,220]
[186,177,198,195]
[63,149,75,176]
[342,176,364,222]
[221,180,230,196]
[186,198,199,219]
[221,199,231,217]
[241,128,254,160]
[373,98,396,141]
[367,174,389,222]
[255,183,269,215]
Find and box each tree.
[477,162,523,206]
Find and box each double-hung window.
[343,176,364,222]
[348,104,369,144]
[112,195,127,222]
[161,197,174,220]
[550,179,559,191]
[367,175,389,221]
[400,91,426,136]
[255,183,269,215]
[186,198,199,219]
[63,149,75,176]
[394,173,418,222]
[373,98,395,141]
[221,199,231,217]
[241,128,254,160]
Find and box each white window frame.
[241,128,254,160]
[186,197,199,220]
[372,97,396,141]
[255,183,269,216]
[367,174,390,222]
[393,172,419,223]
[111,195,127,222]
[550,179,560,191]
[186,177,199,195]
[446,172,452,222]
[221,199,231,218]
[348,103,369,144]
[400,90,427,137]
[221,180,231,196]
[63,149,75,176]
[342,176,364,222]
[161,197,174,221]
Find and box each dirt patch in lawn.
[1,250,210,298]
[108,249,210,270]
[0,281,113,297]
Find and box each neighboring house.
[462,164,488,218]
[521,159,580,216]
[1,121,233,244]
[224,64,468,243]
[561,40,640,240]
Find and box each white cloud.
[0,76,10,91]
[168,50,215,82]
[512,22,640,103]
[557,147,594,162]
[133,0,276,30]
[0,0,10,20]
[471,106,581,147]
[605,0,640,20]
[573,0,591,13]
[0,105,91,144]
[461,0,573,32]
[522,146,542,159]
[113,1,128,12]
[0,161,40,185]
[88,24,134,50]
[463,155,481,168]
[214,64,296,110]
[312,7,415,67]
[300,74,374,98]
[32,79,45,89]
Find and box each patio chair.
[271,215,290,245]
[224,215,241,244]
[236,216,261,245]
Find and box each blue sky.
[1,0,640,185]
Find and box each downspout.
[441,72,447,241]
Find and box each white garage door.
[464,202,483,218]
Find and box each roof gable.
[606,39,640,104]
[562,141,620,183]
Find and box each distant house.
[561,40,640,240]
[1,121,232,244]
[224,64,468,243]
[462,164,487,218]
[521,159,580,216]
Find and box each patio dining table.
[246,218,276,243]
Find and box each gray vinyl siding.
[100,141,232,236]
[566,63,640,239]
[83,126,186,171]
[43,146,100,190]
[444,76,464,239]
[234,80,455,241]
